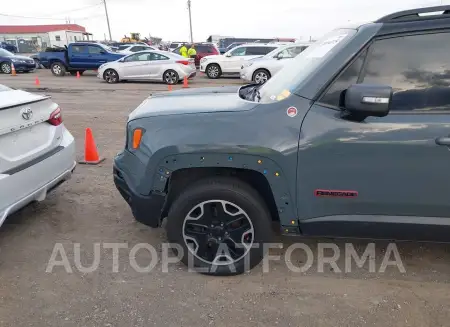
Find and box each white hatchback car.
[200,43,280,79]
[0,85,76,228]
[98,50,196,85]
[240,43,311,84]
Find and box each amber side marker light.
[132,129,143,149]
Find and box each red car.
[172,43,219,67]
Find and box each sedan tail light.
[47,107,63,126]
[176,60,191,65]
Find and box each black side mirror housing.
[344,84,392,118]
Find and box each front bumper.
[113,163,165,228]
[12,62,35,71]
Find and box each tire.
[165,177,273,276]
[0,62,11,74]
[163,69,179,85]
[50,62,66,76]
[206,63,221,79]
[252,69,271,84]
[103,69,119,83]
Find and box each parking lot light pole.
[187,0,193,43]
[103,0,113,41]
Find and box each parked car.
[168,42,184,51]
[0,84,76,228]
[35,42,125,76]
[172,43,220,67]
[240,43,310,84]
[200,43,280,78]
[0,49,35,74]
[114,5,450,275]
[117,44,157,54]
[0,42,17,53]
[98,50,196,85]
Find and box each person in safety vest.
[188,44,197,58]
[180,43,188,58]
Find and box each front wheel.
[50,62,66,76]
[165,177,273,276]
[252,69,271,84]
[206,64,221,79]
[103,69,119,83]
[0,62,11,74]
[163,69,179,85]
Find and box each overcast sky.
[0,0,446,42]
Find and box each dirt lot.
[0,70,450,327]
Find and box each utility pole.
[103,0,112,41]
[187,0,193,43]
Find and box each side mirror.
[225,53,231,57]
[277,53,284,60]
[344,84,392,118]
[100,50,106,54]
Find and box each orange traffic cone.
[79,128,105,165]
[76,71,80,78]
[182,76,189,88]
[168,84,172,91]
[11,63,16,76]
[35,76,40,86]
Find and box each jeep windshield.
[255,28,357,103]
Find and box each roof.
[0,24,86,34]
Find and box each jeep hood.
[128,86,258,120]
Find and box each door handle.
[435,136,450,146]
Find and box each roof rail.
[375,5,450,23]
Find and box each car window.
[124,52,152,62]
[320,51,366,108]
[149,53,169,60]
[118,45,129,50]
[230,47,247,56]
[72,45,85,54]
[361,32,450,111]
[277,46,307,59]
[88,46,103,54]
[197,45,213,53]
[321,32,450,111]
[246,46,277,56]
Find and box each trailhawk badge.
[286,107,297,117]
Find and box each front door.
[297,30,450,240]
[222,46,250,73]
[121,52,152,79]
[86,45,108,69]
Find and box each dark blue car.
[0,42,17,53]
[0,48,35,74]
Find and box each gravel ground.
[0,70,450,327]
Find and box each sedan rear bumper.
[0,127,76,227]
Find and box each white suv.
[240,43,311,84]
[200,43,280,79]
[0,85,76,227]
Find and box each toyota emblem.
[21,108,33,120]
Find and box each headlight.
[11,59,26,63]
[200,57,208,63]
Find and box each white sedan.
[98,50,197,85]
[117,44,157,54]
[0,84,76,228]
[240,43,311,84]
